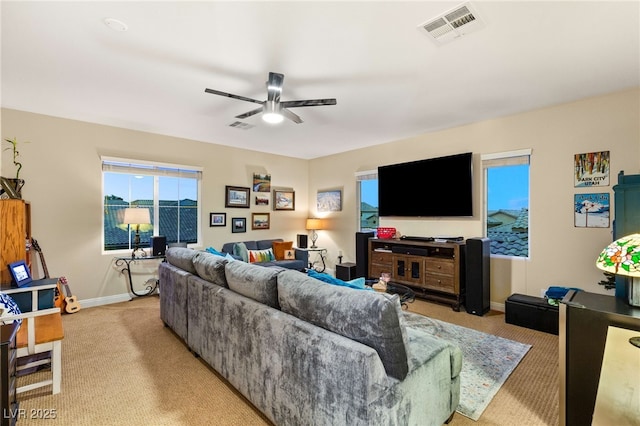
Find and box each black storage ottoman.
[505,293,559,335]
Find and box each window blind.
[481,149,531,169]
[355,170,378,181]
[101,157,202,179]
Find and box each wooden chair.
[1,281,64,395]
[5,307,64,395]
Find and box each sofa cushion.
[166,247,198,274]
[249,248,275,263]
[258,259,306,271]
[233,242,250,262]
[193,251,228,287]
[225,261,283,309]
[272,241,293,260]
[277,269,410,380]
[257,239,282,250]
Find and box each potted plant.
[1,137,27,199]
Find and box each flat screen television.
[378,152,473,217]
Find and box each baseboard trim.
[78,293,132,309]
[491,301,505,312]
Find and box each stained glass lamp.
[596,233,640,307]
[596,233,640,348]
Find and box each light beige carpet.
[16,296,558,425]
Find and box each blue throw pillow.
[307,269,373,291]
[205,247,225,257]
[0,293,22,325]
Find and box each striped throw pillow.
[249,248,275,263]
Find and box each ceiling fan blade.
[281,98,337,108]
[235,107,263,120]
[280,108,303,124]
[266,72,284,103]
[204,88,263,105]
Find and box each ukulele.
[59,276,81,314]
[31,238,66,311]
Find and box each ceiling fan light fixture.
[262,112,284,124]
[262,100,283,124]
[205,72,336,125]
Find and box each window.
[482,150,531,258]
[102,157,202,252]
[356,170,378,231]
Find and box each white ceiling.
[2,1,639,160]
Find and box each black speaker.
[356,231,375,278]
[150,236,167,256]
[335,262,357,281]
[297,234,308,249]
[465,237,490,316]
[391,246,429,256]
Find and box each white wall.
[307,88,640,303]
[1,109,309,303]
[2,88,639,307]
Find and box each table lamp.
[123,207,151,258]
[596,233,640,348]
[305,218,323,248]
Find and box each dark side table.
[299,248,327,272]
[114,255,165,297]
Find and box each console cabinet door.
[392,255,424,286]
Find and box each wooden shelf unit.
[0,200,30,285]
[368,238,466,311]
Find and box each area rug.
[403,313,532,421]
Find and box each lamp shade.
[123,207,151,225]
[305,218,323,231]
[596,233,640,277]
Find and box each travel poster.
[574,151,610,187]
[574,193,610,228]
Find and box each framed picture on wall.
[273,190,295,210]
[574,151,610,187]
[232,217,246,233]
[253,173,271,192]
[209,213,226,227]
[255,194,269,206]
[574,193,610,228]
[252,213,270,230]
[225,186,250,208]
[317,189,342,212]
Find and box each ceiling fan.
[205,72,337,124]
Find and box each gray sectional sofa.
[159,247,462,425]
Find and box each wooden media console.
[368,238,466,311]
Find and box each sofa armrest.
[294,248,308,264]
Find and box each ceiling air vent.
[229,121,254,130]
[418,2,485,45]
